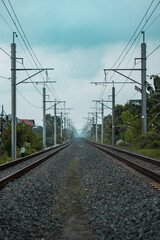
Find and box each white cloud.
[0,36,159,130]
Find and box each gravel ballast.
[0,139,160,240]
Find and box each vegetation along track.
[0,140,73,189]
[84,139,160,183]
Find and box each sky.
[0,0,160,134]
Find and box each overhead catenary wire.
[0,75,10,80]
[2,0,59,101]
[99,0,159,99]
[7,0,59,100]
[17,88,42,109]
[2,0,40,70]
[144,13,160,31]
[103,33,142,100]
[0,11,60,128]
[0,45,23,64]
[0,76,42,109]
[147,44,160,57]
[0,46,11,57]
[104,0,159,99]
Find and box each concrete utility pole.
[103,32,147,135]
[88,112,96,141]
[112,85,115,146]
[60,111,63,138]
[11,32,17,158]
[141,31,147,134]
[101,101,104,144]
[10,33,54,157]
[92,100,110,144]
[46,100,65,146]
[55,107,73,142]
[54,102,56,146]
[1,105,4,138]
[90,106,101,143]
[43,87,46,148]
[95,111,98,142]
[64,116,66,130]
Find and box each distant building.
[17,118,35,127]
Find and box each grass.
[135,148,160,160]
[0,153,13,165]
[118,146,160,160]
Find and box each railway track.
[84,139,160,183]
[0,139,160,239]
[0,141,73,189]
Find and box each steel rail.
[100,143,160,166]
[84,139,160,182]
[0,141,73,189]
[84,139,160,166]
[0,142,70,170]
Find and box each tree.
[2,122,43,157]
[147,76,160,133]
[46,113,63,146]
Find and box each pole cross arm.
[16,70,44,85]
[46,100,66,110]
[21,81,56,84]
[113,70,141,86]
[103,68,142,86]
[104,68,142,71]
[92,100,112,110]
[13,68,54,71]
[91,81,135,84]
[16,68,54,85]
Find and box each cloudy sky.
[0,0,159,133]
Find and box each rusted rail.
[0,142,70,170]
[84,139,160,182]
[0,141,73,189]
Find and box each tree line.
[0,113,74,159]
[90,75,160,149]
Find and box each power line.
[147,44,160,57]
[100,0,160,99]
[1,0,58,99]
[130,91,139,100]
[0,12,14,31]
[99,0,155,99]
[137,1,160,41]
[17,88,42,109]
[5,0,59,101]
[108,0,156,71]
[144,13,160,31]
[0,76,42,109]
[0,75,10,80]
[2,0,40,68]
[0,46,11,57]
[7,0,42,69]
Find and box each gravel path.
[0,147,61,180]
[78,140,160,240]
[98,145,160,175]
[0,139,160,240]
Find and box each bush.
[116,139,125,146]
[138,131,160,149]
[0,152,12,164]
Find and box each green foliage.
[0,152,12,165]
[138,131,160,149]
[101,78,160,150]
[46,113,63,146]
[2,122,43,157]
[103,101,142,146]
[33,126,43,137]
[137,148,160,160]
